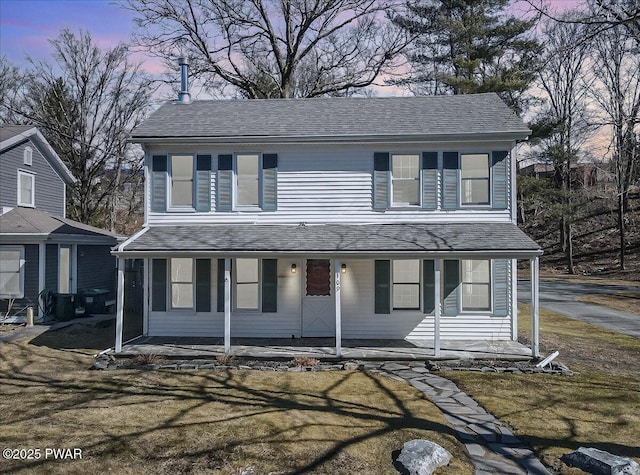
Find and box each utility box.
[54,293,76,321]
[80,289,110,315]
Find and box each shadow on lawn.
[1,341,465,474]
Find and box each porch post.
[530,256,540,358]
[115,257,124,353]
[37,243,45,319]
[434,259,441,357]
[224,258,231,354]
[335,259,342,358]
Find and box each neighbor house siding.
[144,143,514,226]
[0,139,66,216]
[76,245,116,295]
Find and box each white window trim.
[0,245,25,299]
[167,153,196,212]
[460,152,491,208]
[169,257,195,310]
[17,169,35,208]
[390,153,421,208]
[233,258,261,311]
[234,153,262,211]
[23,146,33,166]
[460,259,492,313]
[391,259,421,311]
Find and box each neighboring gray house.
[0,125,117,319]
[114,86,543,357]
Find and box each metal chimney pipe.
[177,57,191,104]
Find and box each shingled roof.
[131,93,529,141]
[119,223,541,256]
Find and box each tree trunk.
[618,193,626,270]
[566,221,574,274]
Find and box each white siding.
[145,142,514,226]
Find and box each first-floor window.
[392,259,420,309]
[0,246,24,298]
[171,258,193,308]
[461,259,491,311]
[235,258,259,309]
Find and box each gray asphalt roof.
[131,93,529,140]
[121,223,541,255]
[0,207,117,240]
[1,125,35,143]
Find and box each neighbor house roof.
[0,125,75,184]
[117,223,541,257]
[131,93,530,143]
[0,207,118,244]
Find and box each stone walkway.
[367,361,551,475]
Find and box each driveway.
[518,280,640,338]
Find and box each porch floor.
[116,337,533,361]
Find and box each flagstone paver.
[376,362,551,475]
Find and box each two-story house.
[114,84,543,357]
[0,125,117,320]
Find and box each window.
[236,154,259,207]
[461,153,490,205]
[23,147,33,166]
[171,258,193,308]
[170,155,194,207]
[235,258,259,309]
[392,260,420,309]
[391,154,420,206]
[306,259,331,296]
[17,170,35,207]
[0,246,24,298]
[461,259,491,311]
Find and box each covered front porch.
[114,336,533,361]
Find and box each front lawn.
[0,324,471,474]
[445,305,640,474]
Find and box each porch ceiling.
[117,223,541,257]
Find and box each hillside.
[518,188,639,281]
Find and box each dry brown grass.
[445,305,640,474]
[0,325,472,475]
[576,293,640,315]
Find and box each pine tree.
[393,0,541,114]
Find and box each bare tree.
[590,22,640,270]
[528,17,593,273]
[0,57,25,124]
[5,29,155,232]
[121,0,409,98]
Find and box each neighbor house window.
[236,154,259,207]
[235,258,259,309]
[392,260,420,310]
[461,153,490,205]
[171,258,193,308]
[461,259,491,311]
[391,154,420,206]
[0,246,24,298]
[170,155,194,207]
[17,170,35,207]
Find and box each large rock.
[561,447,640,475]
[396,439,452,475]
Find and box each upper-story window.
[391,154,420,206]
[17,170,35,207]
[236,154,260,207]
[170,155,194,208]
[461,153,490,205]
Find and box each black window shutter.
[443,260,460,316]
[195,155,212,212]
[151,155,167,212]
[261,154,278,211]
[217,154,233,211]
[262,259,278,312]
[422,260,435,314]
[491,151,509,210]
[374,260,391,314]
[442,152,459,210]
[422,152,438,209]
[195,259,211,312]
[216,258,226,312]
[373,152,390,209]
[151,258,167,312]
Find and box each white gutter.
[114,226,149,254]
